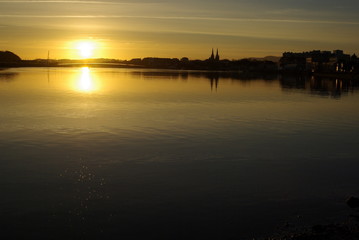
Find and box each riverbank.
[263,219,359,240]
[1,62,358,80]
[262,198,359,240]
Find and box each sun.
[68,39,104,59]
[76,41,95,59]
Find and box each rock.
[347,196,359,208]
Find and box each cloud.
[0,1,114,3]
[1,14,359,26]
[0,0,158,4]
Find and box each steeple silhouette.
[209,48,219,62]
[209,48,215,60]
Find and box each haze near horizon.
[0,0,359,60]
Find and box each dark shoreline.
[1,62,358,81]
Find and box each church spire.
[215,49,219,61]
[210,48,215,60]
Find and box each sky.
[0,0,358,60]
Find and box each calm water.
[1,67,359,239]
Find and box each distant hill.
[0,51,21,62]
[249,56,281,63]
[263,56,281,62]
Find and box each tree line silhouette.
[1,49,358,78]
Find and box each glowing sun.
[76,41,95,59]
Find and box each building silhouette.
[280,50,358,73]
[209,48,220,62]
[215,49,220,61]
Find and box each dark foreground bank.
[262,197,359,240]
[262,219,359,240]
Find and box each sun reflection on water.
[75,67,99,93]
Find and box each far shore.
[1,62,359,81]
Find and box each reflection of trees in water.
[280,74,359,98]
[132,70,278,91]
[131,70,359,98]
[279,74,307,89]
[0,71,18,82]
[131,70,277,81]
[131,71,189,80]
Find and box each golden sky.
[0,0,359,60]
